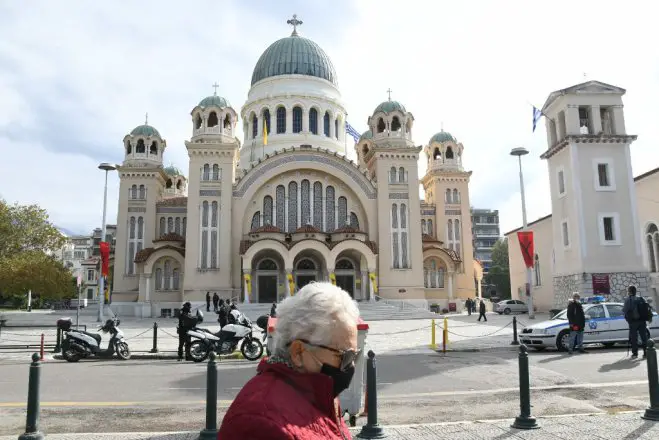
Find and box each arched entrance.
[255,258,279,304]
[295,257,320,290]
[335,258,357,298]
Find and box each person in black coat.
[478,299,487,322]
[217,299,228,328]
[567,292,586,354]
[205,292,211,312]
[465,298,472,316]
[623,285,650,358]
[177,302,196,361]
[212,292,219,312]
[270,303,277,317]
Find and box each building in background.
[471,209,500,274]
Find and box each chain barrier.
[121,328,153,341]
[368,325,429,336]
[160,328,179,339]
[442,320,513,338]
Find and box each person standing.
[478,299,487,322]
[212,292,219,312]
[623,285,650,359]
[217,299,228,328]
[177,302,195,361]
[567,292,586,354]
[465,298,472,316]
[270,302,277,317]
[205,292,211,312]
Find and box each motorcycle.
[256,314,271,356]
[58,316,131,362]
[188,310,264,362]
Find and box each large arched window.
[445,189,452,203]
[323,112,330,136]
[288,182,298,232]
[309,108,318,135]
[136,139,145,154]
[424,259,445,288]
[276,185,285,230]
[338,196,347,228]
[313,181,323,230]
[389,167,397,183]
[208,111,218,127]
[263,109,271,134]
[251,211,261,230]
[350,212,359,229]
[276,107,286,134]
[251,113,258,138]
[293,106,303,133]
[445,147,454,159]
[139,185,146,199]
[301,180,311,225]
[647,223,659,273]
[263,195,273,225]
[202,164,210,181]
[534,254,541,286]
[325,186,335,232]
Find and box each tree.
[485,238,511,299]
[0,199,72,300]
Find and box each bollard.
[511,317,520,345]
[39,334,44,361]
[642,339,659,421]
[442,317,448,354]
[199,351,218,440]
[356,351,386,439]
[430,319,437,350]
[18,353,45,440]
[150,322,159,353]
[53,328,61,353]
[511,344,539,430]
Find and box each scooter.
[58,316,131,362]
[188,310,264,362]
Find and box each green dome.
[198,95,230,108]
[373,100,406,114]
[163,165,183,176]
[131,124,161,137]
[430,131,455,144]
[251,35,337,86]
[360,130,373,140]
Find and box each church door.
[336,275,355,298]
[335,258,357,298]
[258,275,278,304]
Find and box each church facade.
[110,17,483,317]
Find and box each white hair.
[273,282,360,359]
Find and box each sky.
[1,0,657,236]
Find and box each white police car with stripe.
[518,300,659,351]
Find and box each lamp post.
[97,163,116,323]
[510,147,535,319]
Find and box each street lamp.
[510,147,535,319]
[97,162,117,322]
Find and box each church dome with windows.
[131,124,161,137]
[373,100,406,115]
[198,95,231,109]
[360,130,373,140]
[163,165,184,176]
[429,131,455,144]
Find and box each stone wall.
[552,272,651,308]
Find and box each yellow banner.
[329,272,336,285]
[287,273,295,295]
[244,273,252,295]
[369,272,378,293]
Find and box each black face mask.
[320,363,355,397]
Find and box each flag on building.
[532,106,543,132]
[100,241,110,276]
[346,122,360,143]
[263,119,268,146]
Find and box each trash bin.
[448,302,457,312]
[339,318,369,426]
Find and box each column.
[565,105,581,135]
[448,271,454,300]
[286,108,293,134]
[590,105,602,134]
[612,105,626,134]
[477,278,482,300]
[145,274,151,302]
[303,109,309,133]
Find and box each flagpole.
[344,114,348,156]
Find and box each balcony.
[193,126,232,137]
[372,130,413,142]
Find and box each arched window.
[224,114,231,130]
[335,119,339,139]
[447,220,453,243]
[338,196,347,228]
[446,147,454,159]
[263,196,273,225]
[182,217,187,237]
[155,268,163,290]
[301,180,311,225]
[288,181,298,232]
[309,108,318,135]
[263,109,271,134]
[647,223,659,273]
[175,217,181,235]
[377,118,385,133]
[172,268,180,290]
[208,111,218,127]
[390,167,397,183]
[258,259,278,271]
[336,259,354,270]
[323,112,330,137]
[195,114,202,129]
[534,254,541,286]
[313,181,323,230]
[251,113,258,138]
[325,186,335,232]
[391,116,401,131]
[251,211,261,230]
[164,260,171,290]
[166,179,172,189]
[167,217,174,233]
[212,164,220,180]
[297,258,316,270]
[137,217,144,239]
[293,106,303,133]
[428,219,433,236]
[150,142,158,155]
[400,204,409,267]
[433,148,441,160]
[210,201,218,268]
[445,189,452,203]
[126,141,132,155]
[453,189,459,203]
[391,204,398,228]
[399,167,405,183]
[203,164,210,181]
[136,139,145,154]
[159,218,166,236]
[131,185,137,199]
[276,107,286,134]
[276,185,285,230]
[421,219,427,234]
[200,201,209,269]
[139,185,145,199]
[176,179,182,190]
[350,212,359,229]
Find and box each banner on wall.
[243,273,252,295]
[517,231,534,269]
[329,272,336,286]
[287,273,295,296]
[100,242,110,276]
[368,272,378,293]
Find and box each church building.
[110,16,483,317]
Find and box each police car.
[519,297,659,351]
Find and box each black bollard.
[199,351,218,440]
[511,316,520,345]
[53,328,61,353]
[511,344,539,429]
[642,339,659,421]
[356,351,386,439]
[150,322,159,353]
[18,353,45,440]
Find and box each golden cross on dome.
[212,82,219,95]
[287,14,303,36]
[386,88,392,101]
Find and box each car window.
[516,300,525,305]
[507,300,515,304]
[552,310,567,320]
[607,304,624,318]
[586,305,606,319]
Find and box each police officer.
[177,302,195,361]
[217,299,228,328]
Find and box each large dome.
[251,35,337,86]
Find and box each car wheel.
[602,342,616,348]
[504,308,511,315]
[557,330,571,352]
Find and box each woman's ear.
[288,340,304,368]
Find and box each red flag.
[100,241,110,276]
[517,231,534,269]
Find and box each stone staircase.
[356,301,439,321]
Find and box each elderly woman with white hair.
[218,282,360,440]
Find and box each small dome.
[198,95,231,108]
[131,124,161,137]
[430,131,455,144]
[251,35,337,86]
[163,165,183,176]
[360,130,373,140]
[373,100,406,115]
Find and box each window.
[155,268,162,290]
[172,268,180,290]
[324,112,330,137]
[557,168,566,196]
[175,218,181,235]
[276,185,285,230]
[251,114,258,138]
[389,167,397,183]
[263,195,273,225]
[212,164,220,180]
[338,196,348,228]
[168,217,174,233]
[335,119,339,139]
[325,186,335,232]
[292,106,302,133]
[421,219,427,234]
[130,185,137,199]
[208,112,218,127]
[424,259,445,288]
[391,203,410,269]
[87,269,95,281]
[164,260,171,289]
[301,180,310,225]
[159,218,166,236]
[263,109,271,135]
[139,185,146,199]
[445,189,452,204]
[427,219,433,236]
[350,212,359,229]
[276,107,286,134]
[182,217,187,237]
[202,164,210,181]
[313,181,323,230]
[453,189,459,203]
[646,223,658,273]
[593,159,615,191]
[586,304,605,319]
[533,254,541,286]
[309,108,318,135]
[561,220,570,248]
[288,182,298,232]
[607,304,624,318]
[126,216,144,275]
[598,213,620,245]
[251,212,260,230]
[398,167,405,183]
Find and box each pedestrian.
[205,291,211,312]
[212,292,219,312]
[270,302,277,317]
[623,285,651,359]
[217,299,228,328]
[177,302,195,361]
[472,300,477,314]
[218,282,357,439]
[567,292,586,354]
[465,298,472,316]
[478,299,487,322]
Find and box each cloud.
[0,0,657,237]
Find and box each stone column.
[590,105,602,134]
[448,271,454,300]
[477,277,482,300]
[145,273,151,302]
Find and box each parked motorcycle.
[256,314,271,356]
[58,316,131,362]
[188,310,263,362]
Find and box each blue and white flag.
[532,106,543,132]
[345,122,361,143]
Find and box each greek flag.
[345,122,361,143]
[532,106,543,132]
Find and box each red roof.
[251,225,282,233]
[294,225,322,234]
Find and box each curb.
[51,352,248,361]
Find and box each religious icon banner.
[517,231,534,269]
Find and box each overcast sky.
[1,0,657,236]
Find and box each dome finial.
[441,121,444,132]
[386,88,392,101]
[145,112,148,125]
[287,14,303,36]
[212,81,219,96]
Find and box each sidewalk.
[2,412,656,439]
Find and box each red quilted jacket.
[218,358,352,439]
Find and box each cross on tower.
[145,112,148,125]
[212,82,219,96]
[386,88,392,101]
[287,14,303,36]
